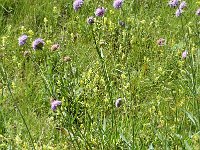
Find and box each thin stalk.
[91,25,115,147]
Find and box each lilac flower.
[73,0,84,11]
[175,9,183,17]
[51,100,62,111]
[113,0,123,9]
[95,7,106,17]
[182,50,188,59]
[18,35,28,46]
[196,8,200,16]
[179,1,186,10]
[87,16,94,24]
[32,38,45,50]
[115,98,122,108]
[168,0,179,7]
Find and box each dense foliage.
[0,0,200,149]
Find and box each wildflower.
[95,7,106,17]
[32,38,45,50]
[179,1,186,10]
[87,16,94,24]
[51,99,62,111]
[18,35,28,46]
[168,0,179,7]
[28,30,34,36]
[73,0,84,11]
[115,98,122,108]
[175,9,183,17]
[51,44,60,51]
[113,0,123,9]
[63,56,72,62]
[196,8,200,16]
[157,38,166,46]
[23,51,30,57]
[182,50,188,58]
[44,17,48,23]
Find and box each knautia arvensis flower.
[73,0,84,11]
[32,38,45,50]
[168,0,179,7]
[175,9,183,17]
[95,7,106,17]
[113,0,123,9]
[182,50,188,59]
[51,99,62,111]
[87,16,94,24]
[18,35,28,46]
[179,1,186,10]
[115,98,122,108]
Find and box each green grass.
[0,0,200,149]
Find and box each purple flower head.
[113,0,123,9]
[32,38,45,50]
[196,8,200,16]
[51,100,62,111]
[95,7,106,17]
[115,98,122,108]
[73,0,84,11]
[175,9,183,17]
[179,1,186,10]
[18,35,28,46]
[182,50,188,59]
[87,16,94,24]
[168,0,179,7]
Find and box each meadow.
[0,0,200,149]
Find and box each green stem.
[0,64,36,150]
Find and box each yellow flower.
[44,17,48,23]
[103,17,107,24]
[28,30,34,36]
[140,20,146,24]
[109,10,114,15]
[121,73,126,79]
[46,40,52,45]
[53,7,57,13]
[20,26,26,32]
